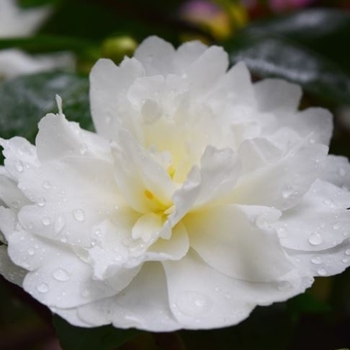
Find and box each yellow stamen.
[167,165,176,179]
[144,189,154,200]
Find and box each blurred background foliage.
[1,0,350,349]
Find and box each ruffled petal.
[234,137,328,210]
[185,204,294,282]
[276,179,350,251]
[77,262,180,331]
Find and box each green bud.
[101,36,138,64]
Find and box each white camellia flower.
[0,0,51,38]
[0,0,75,80]
[1,36,350,331]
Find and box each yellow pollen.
[167,165,176,179]
[144,189,154,200]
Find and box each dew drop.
[317,268,327,276]
[277,226,288,238]
[333,223,341,230]
[311,256,322,265]
[41,217,51,226]
[282,185,294,199]
[308,233,323,246]
[345,249,350,256]
[176,291,211,318]
[15,161,24,172]
[42,181,52,190]
[53,268,71,282]
[277,281,292,291]
[60,236,68,243]
[54,216,66,234]
[79,143,88,155]
[342,258,349,264]
[73,209,85,222]
[27,248,35,256]
[37,283,49,293]
[37,198,46,207]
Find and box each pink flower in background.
[270,0,315,12]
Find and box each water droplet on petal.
[308,233,323,246]
[54,216,66,234]
[333,223,341,230]
[27,248,35,256]
[79,143,88,155]
[15,161,24,172]
[176,291,211,318]
[53,268,71,282]
[317,268,327,276]
[37,198,46,207]
[42,217,51,226]
[277,226,288,238]
[42,181,52,190]
[342,258,349,264]
[277,281,292,291]
[345,249,350,256]
[311,256,322,265]
[282,185,294,199]
[37,283,49,293]
[73,209,85,222]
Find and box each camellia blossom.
[0,0,74,80]
[1,37,350,331]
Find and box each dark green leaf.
[18,0,58,7]
[180,304,294,350]
[0,35,95,56]
[0,71,92,147]
[225,9,350,105]
[287,292,331,319]
[53,315,139,350]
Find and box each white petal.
[0,136,39,181]
[89,58,145,140]
[112,128,174,213]
[0,207,16,241]
[146,222,189,261]
[163,250,254,329]
[36,113,111,161]
[0,173,29,210]
[17,156,121,247]
[185,204,295,282]
[23,249,119,309]
[175,41,208,71]
[78,262,181,331]
[168,146,241,226]
[254,78,302,112]
[234,137,328,210]
[285,239,350,277]
[134,36,176,75]
[321,155,350,189]
[209,62,255,106]
[185,45,228,93]
[0,245,26,286]
[276,179,350,251]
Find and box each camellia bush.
[1,0,350,350]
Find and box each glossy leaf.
[0,71,92,146]
[53,315,139,350]
[225,9,350,105]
